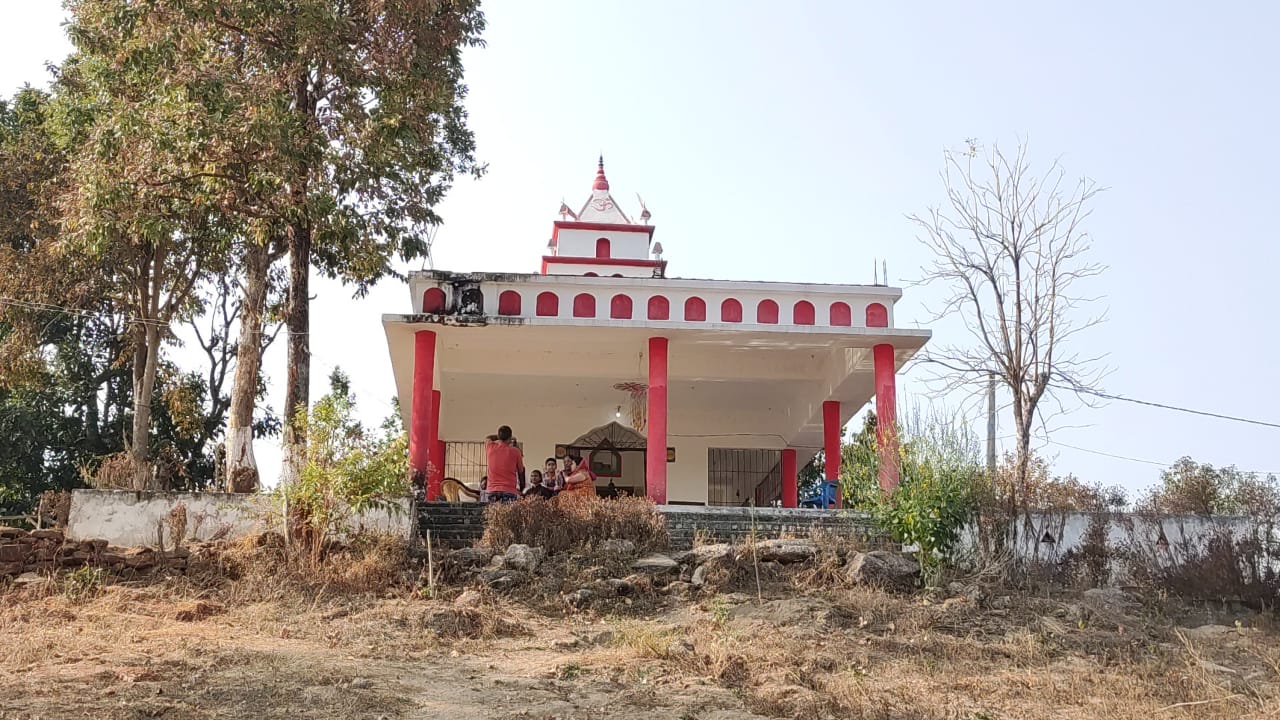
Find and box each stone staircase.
[417,502,887,550]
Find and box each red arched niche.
[793,300,815,325]
[756,299,779,324]
[721,298,743,323]
[595,238,611,258]
[865,303,888,328]
[647,295,670,320]
[573,293,596,318]
[422,287,446,314]
[829,302,852,327]
[498,290,521,316]
[584,272,599,277]
[610,294,632,319]
[684,297,706,322]
[535,292,558,317]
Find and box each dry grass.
[480,493,669,554]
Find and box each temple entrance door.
[558,421,648,498]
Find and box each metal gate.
[707,448,782,507]
[443,440,523,489]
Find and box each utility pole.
[986,372,997,475]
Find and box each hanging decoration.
[612,382,648,432]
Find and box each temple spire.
[593,155,610,191]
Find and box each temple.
[382,159,930,506]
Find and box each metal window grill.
[443,440,523,489]
[707,448,782,507]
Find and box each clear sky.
[5,1,1279,494]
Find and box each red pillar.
[646,337,668,504]
[781,449,798,508]
[409,330,436,497]
[426,389,443,501]
[822,400,841,507]
[873,343,900,493]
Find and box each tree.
[1138,456,1280,518]
[987,451,1126,512]
[58,1,486,488]
[912,141,1105,520]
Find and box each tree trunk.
[226,242,270,493]
[280,222,310,487]
[130,322,162,491]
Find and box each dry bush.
[85,452,134,489]
[480,494,668,554]
[1125,527,1280,610]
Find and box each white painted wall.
[555,227,651,260]
[541,261,656,279]
[66,490,415,547]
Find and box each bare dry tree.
[911,141,1106,518]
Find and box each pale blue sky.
[5,2,1279,493]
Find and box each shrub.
[480,494,668,554]
[842,407,980,573]
[280,372,409,561]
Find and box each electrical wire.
[1054,384,1280,430]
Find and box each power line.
[1056,385,1280,430]
[1046,438,1280,476]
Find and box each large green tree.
[60,0,486,488]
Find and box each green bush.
[843,407,981,573]
[281,372,409,560]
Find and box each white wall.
[555,227,651,260]
[66,490,415,547]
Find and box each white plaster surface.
[66,490,414,547]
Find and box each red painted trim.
[874,344,899,494]
[684,296,706,321]
[554,220,656,239]
[646,337,668,504]
[535,291,558,317]
[781,448,798,508]
[720,298,742,323]
[595,237,611,258]
[410,331,436,489]
[542,255,665,268]
[830,302,852,327]
[427,389,442,501]
[757,299,779,324]
[866,303,888,328]
[822,400,841,508]
[540,258,548,275]
[584,272,599,277]
[647,295,670,320]
[572,293,596,318]
[793,300,815,325]
[497,290,521,316]
[422,287,446,314]
[610,294,632,319]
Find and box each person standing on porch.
[544,458,566,492]
[484,426,524,503]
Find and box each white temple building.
[383,159,930,506]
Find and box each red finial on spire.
[593,155,610,191]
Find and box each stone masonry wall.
[0,526,190,578]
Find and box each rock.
[0,543,27,563]
[674,543,734,565]
[565,589,593,608]
[349,678,373,690]
[480,570,521,591]
[845,551,920,592]
[598,539,637,557]
[988,595,1012,610]
[453,590,484,608]
[1180,624,1237,641]
[631,553,678,574]
[0,527,28,539]
[450,547,495,568]
[604,578,635,596]
[502,544,544,572]
[29,529,63,541]
[690,564,710,587]
[12,572,43,584]
[662,580,694,597]
[0,562,23,576]
[750,539,818,564]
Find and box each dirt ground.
[2,565,1279,720]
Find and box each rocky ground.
[1,534,1278,719]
